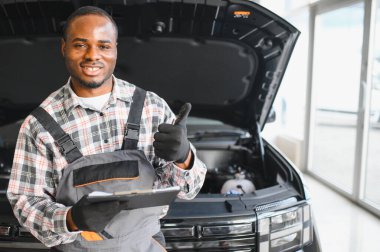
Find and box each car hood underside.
[0,0,299,132]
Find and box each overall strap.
[123,87,147,150]
[31,107,83,163]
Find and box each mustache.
[80,61,104,68]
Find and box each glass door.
[309,2,364,193]
[363,0,380,208]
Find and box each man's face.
[61,14,117,89]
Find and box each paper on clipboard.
[87,186,181,210]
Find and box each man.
[7,6,206,252]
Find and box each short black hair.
[62,6,118,41]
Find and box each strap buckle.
[125,123,140,140]
[57,134,77,156]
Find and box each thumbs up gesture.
[153,103,191,163]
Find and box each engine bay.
[0,120,284,196]
[195,143,281,195]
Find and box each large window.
[309,3,364,192]
[261,2,310,169]
[363,0,380,208]
[276,11,310,139]
[261,0,380,216]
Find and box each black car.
[0,0,321,251]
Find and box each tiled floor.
[303,174,380,252]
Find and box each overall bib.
[31,87,167,252]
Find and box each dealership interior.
[259,0,380,251]
[1,0,380,251]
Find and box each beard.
[65,57,115,90]
[78,79,104,89]
[72,71,113,89]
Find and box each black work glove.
[153,103,192,163]
[71,196,126,232]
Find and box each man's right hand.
[69,196,125,232]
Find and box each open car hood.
[0,0,299,132]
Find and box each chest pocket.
[73,160,139,187]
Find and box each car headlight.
[258,204,312,252]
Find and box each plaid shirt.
[7,77,207,247]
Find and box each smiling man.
[7,6,206,252]
[62,11,117,94]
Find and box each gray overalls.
[31,87,167,252]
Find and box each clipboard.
[86,186,180,210]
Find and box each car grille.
[162,223,256,252]
[165,237,256,252]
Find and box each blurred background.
[258,0,380,251]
